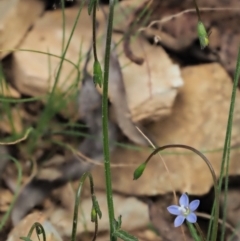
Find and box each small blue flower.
[167,193,200,227]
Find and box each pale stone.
[12,5,183,122]
[12,7,93,97]
[0,188,13,212]
[113,34,183,122]
[50,192,149,236]
[7,212,62,241]
[91,63,240,195]
[0,0,45,58]
[0,108,23,134]
[0,81,20,98]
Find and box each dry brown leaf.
[107,40,150,146]
[141,0,240,76]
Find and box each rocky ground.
[0,0,240,240]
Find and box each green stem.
[193,0,201,21]
[71,172,99,241]
[143,144,219,241]
[21,222,46,241]
[71,173,88,241]
[61,0,65,53]
[218,47,240,241]
[102,0,116,240]
[92,0,98,61]
[187,222,201,241]
[92,216,98,241]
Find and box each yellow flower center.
[179,205,190,216]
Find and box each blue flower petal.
[186,213,197,223]
[179,193,189,207]
[189,200,200,212]
[167,205,181,215]
[174,215,185,227]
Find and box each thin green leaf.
[88,0,98,15]
[187,222,201,241]
[113,230,138,241]
[218,47,240,241]
[20,237,33,241]
[116,215,122,229]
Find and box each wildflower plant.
[7,0,240,239]
[133,144,220,241]
[167,193,200,227]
